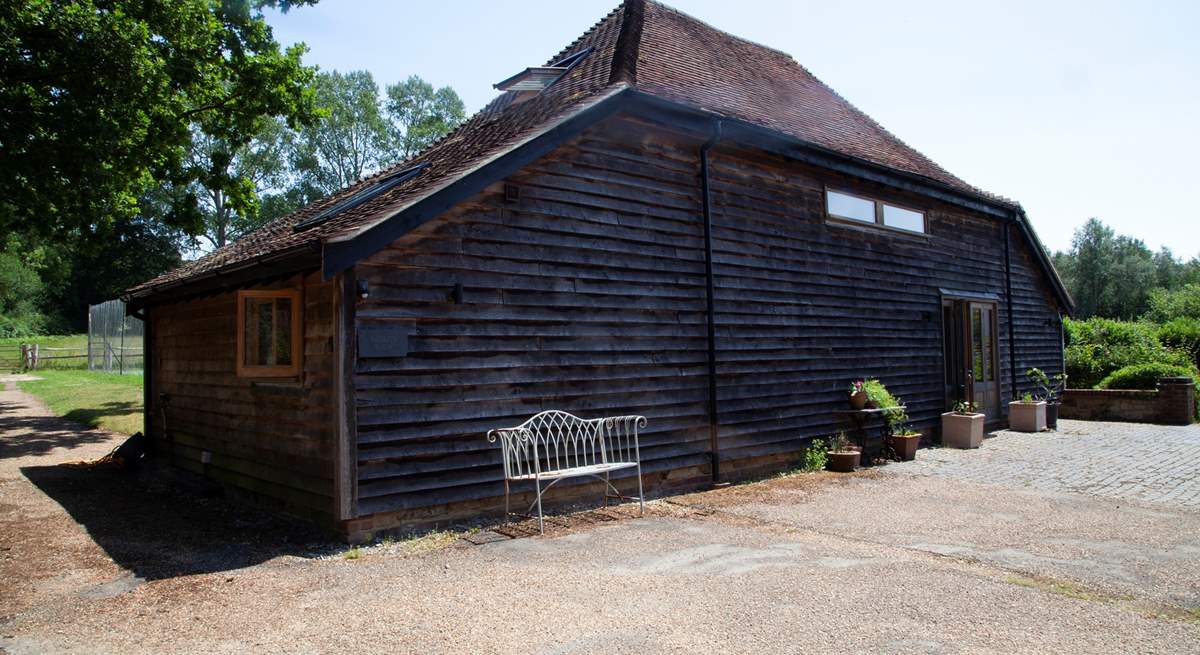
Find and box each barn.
[126,0,1072,539]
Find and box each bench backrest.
[486,410,646,479]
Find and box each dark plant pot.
[826,451,860,473]
[892,434,920,461]
[865,399,879,409]
[849,390,867,410]
[1044,402,1059,430]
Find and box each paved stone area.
[2,382,1199,654]
[893,419,1200,509]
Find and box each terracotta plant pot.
[892,433,920,461]
[865,399,879,409]
[1045,402,1059,430]
[825,450,860,472]
[941,411,985,448]
[849,390,867,410]
[1008,401,1047,432]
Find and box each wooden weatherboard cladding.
[344,115,1065,525]
[235,288,302,378]
[147,272,340,524]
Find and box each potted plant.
[1026,368,1067,430]
[941,401,984,448]
[825,432,860,472]
[861,378,895,410]
[1008,392,1047,432]
[848,379,867,410]
[886,404,921,461]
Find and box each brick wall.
[1060,377,1196,425]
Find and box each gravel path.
[1,382,1198,654]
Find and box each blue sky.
[266,0,1200,258]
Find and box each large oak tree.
[0,0,319,242]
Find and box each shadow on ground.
[0,398,113,458]
[62,400,140,431]
[21,459,332,580]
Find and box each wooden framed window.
[236,289,301,378]
[826,188,928,234]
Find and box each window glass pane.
[981,307,993,381]
[256,299,273,366]
[972,308,983,381]
[274,298,292,365]
[882,204,925,232]
[243,298,257,367]
[826,190,875,223]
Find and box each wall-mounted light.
[356,280,370,299]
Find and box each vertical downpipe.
[1003,220,1018,404]
[700,120,723,484]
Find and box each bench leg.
[534,476,545,535]
[503,478,511,525]
[636,463,645,517]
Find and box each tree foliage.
[1145,284,1200,324]
[1053,218,1200,320]
[0,0,318,241]
[386,75,467,159]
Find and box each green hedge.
[1157,318,1200,369]
[1097,363,1198,390]
[1065,318,1194,388]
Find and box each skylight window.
[493,47,592,93]
[293,163,429,233]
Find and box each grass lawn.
[1,334,91,371]
[18,370,144,435]
[0,334,89,348]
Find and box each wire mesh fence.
[88,299,143,373]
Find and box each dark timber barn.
[126,0,1072,539]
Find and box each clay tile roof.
[129,0,1011,298]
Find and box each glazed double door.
[942,299,1000,421]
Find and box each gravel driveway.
[1,377,1198,654]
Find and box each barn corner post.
[1003,219,1018,406]
[333,269,359,525]
[699,119,723,484]
[142,306,154,440]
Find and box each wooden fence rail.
[1,343,142,372]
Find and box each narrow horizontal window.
[826,189,926,234]
[882,204,925,232]
[236,289,301,378]
[826,190,875,223]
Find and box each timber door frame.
[939,290,1002,419]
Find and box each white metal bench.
[486,410,646,533]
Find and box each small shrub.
[802,438,827,472]
[1157,318,1200,368]
[828,432,853,453]
[1096,363,1197,390]
[343,547,362,560]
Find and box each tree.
[183,118,292,250]
[290,70,394,197]
[385,76,466,159]
[0,0,318,242]
[0,248,47,337]
[1055,218,1155,319]
[1146,284,1200,323]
